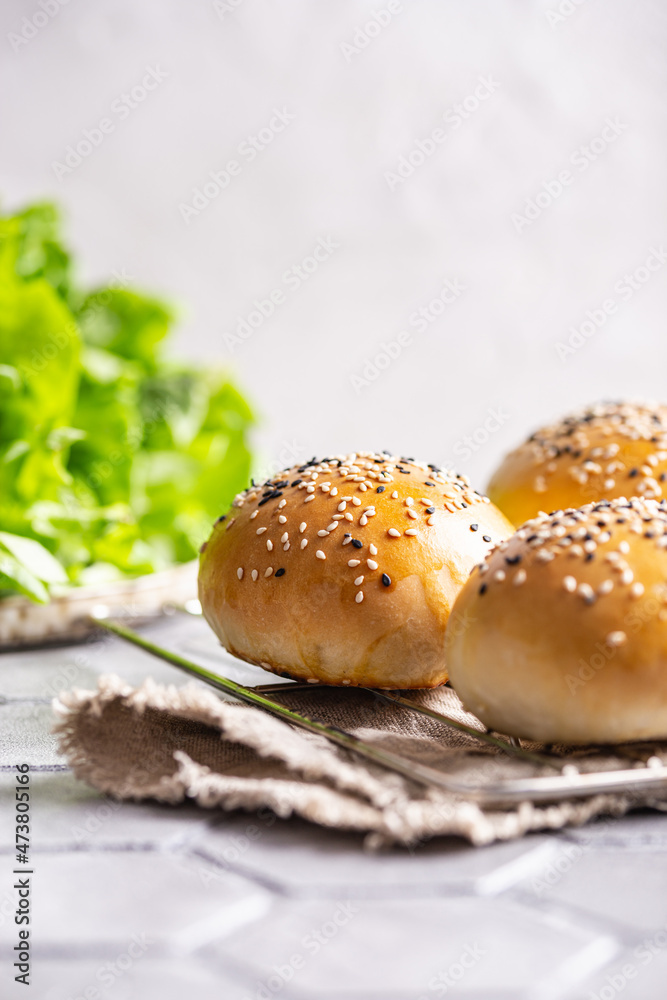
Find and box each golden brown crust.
[198,452,513,688]
[487,401,667,527]
[445,496,667,743]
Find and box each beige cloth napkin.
[53,675,667,847]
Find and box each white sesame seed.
[278,515,287,524]
[317,530,329,537]
[264,567,273,578]
[344,512,354,521]
[337,502,347,511]
[342,679,351,685]
[407,509,418,519]
[266,540,273,551]
[316,550,326,560]
[283,542,290,551]
[342,535,352,545]
[251,569,258,581]
[352,497,361,506]
[354,576,364,586]
[621,569,634,585]
[359,515,368,526]
[405,528,418,536]
[301,539,308,549]
[577,583,595,602]
[237,567,244,580]
[513,569,527,585]
[391,491,398,499]
[630,582,645,598]
[388,528,400,537]
[355,591,364,603]
[598,580,614,595]
[305,495,315,503]
[619,540,630,554]
[367,559,378,570]
[281,532,289,543]
[563,576,577,592]
[256,526,267,535]
[348,559,360,567]
[278,499,287,509]
[405,497,414,506]
[330,488,338,496]
[307,678,319,684]
[427,516,436,526]
[607,630,627,647]
[306,485,315,493]
[250,510,258,519]
[327,522,338,531]
[494,570,506,582]
[419,499,431,505]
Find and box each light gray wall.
[3,0,667,489]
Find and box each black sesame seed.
[505,554,521,565]
[351,539,363,549]
[275,568,286,577]
[425,507,435,514]
[585,552,594,561]
[215,515,226,523]
[425,481,435,487]
[376,486,385,493]
[258,493,282,506]
[479,583,487,595]
[482,535,492,543]
[661,473,667,482]
[398,468,410,474]
[381,573,391,587]
[291,478,302,486]
[629,468,639,478]
[470,524,479,532]
[274,481,289,489]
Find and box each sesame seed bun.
[487,401,667,527]
[198,452,513,689]
[445,497,667,743]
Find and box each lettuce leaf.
[0,201,254,600]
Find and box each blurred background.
[3,0,667,488]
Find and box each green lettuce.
[0,201,253,600]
